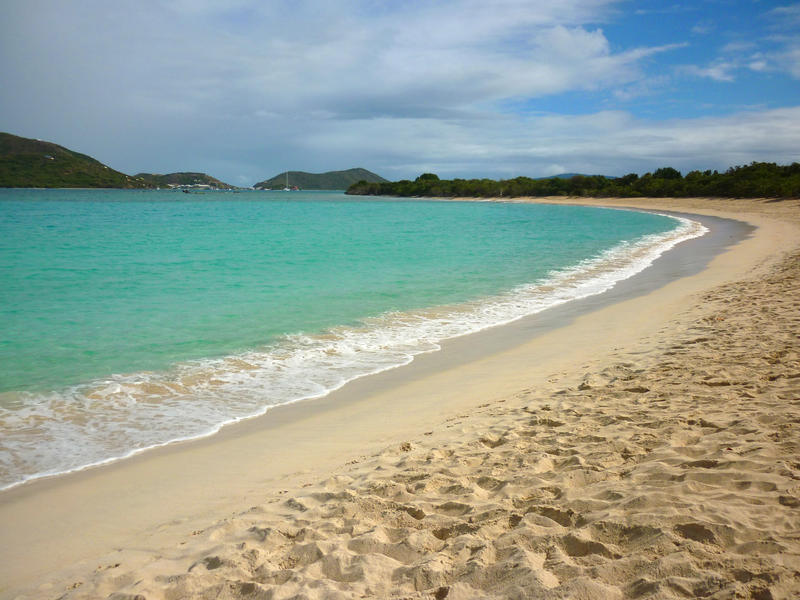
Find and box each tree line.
[346,162,800,199]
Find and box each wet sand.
[1,197,798,599]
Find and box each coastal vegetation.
[5,129,797,198]
[346,163,800,199]
[254,168,387,190]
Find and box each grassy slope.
[0,132,152,188]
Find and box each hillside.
[135,172,236,189]
[254,168,387,190]
[0,132,152,188]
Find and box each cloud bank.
[1,0,798,184]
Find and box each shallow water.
[0,189,705,488]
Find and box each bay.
[0,189,703,489]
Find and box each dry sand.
[2,197,799,600]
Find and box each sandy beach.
[1,197,799,600]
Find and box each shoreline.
[1,197,798,599]
[0,207,721,493]
[0,203,705,494]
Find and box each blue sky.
[1,0,798,185]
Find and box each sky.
[1,0,799,186]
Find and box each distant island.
[135,172,236,190]
[254,168,387,190]
[346,165,800,199]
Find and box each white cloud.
[299,106,800,179]
[723,43,800,80]
[613,75,670,101]
[714,28,800,81]
[682,61,737,82]
[721,41,756,53]
[0,0,675,124]
[1,1,797,184]
[767,3,800,26]
[691,22,714,35]
[773,43,800,78]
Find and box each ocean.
[0,189,706,490]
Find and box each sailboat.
[282,171,299,191]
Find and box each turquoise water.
[0,189,705,489]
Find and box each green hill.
[135,172,235,189]
[0,132,152,188]
[254,168,387,190]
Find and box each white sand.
[1,197,798,599]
